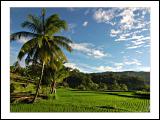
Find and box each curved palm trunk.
[32,62,45,103]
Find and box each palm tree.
[10,8,72,103]
[46,60,70,97]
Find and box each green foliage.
[120,84,128,91]
[10,83,15,93]
[99,83,108,91]
[111,80,121,91]
[90,72,149,91]
[64,71,98,90]
[78,84,86,91]
[63,70,150,91]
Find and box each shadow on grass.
[95,105,129,112]
[105,93,150,99]
[69,89,150,99]
[96,106,115,109]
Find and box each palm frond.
[45,14,67,35]
[22,14,43,33]
[54,36,72,43]
[49,42,68,62]
[21,21,39,33]
[52,38,72,52]
[10,31,37,41]
[17,38,37,60]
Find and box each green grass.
[10,88,150,112]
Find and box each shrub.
[120,84,128,91]
[78,84,86,90]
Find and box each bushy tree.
[120,84,128,91]
[99,83,108,91]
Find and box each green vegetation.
[11,88,150,112]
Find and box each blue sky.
[10,7,150,73]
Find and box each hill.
[64,70,150,91]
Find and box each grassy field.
[11,88,150,112]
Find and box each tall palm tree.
[10,8,72,103]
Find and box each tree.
[111,80,121,91]
[10,8,72,103]
[120,84,128,91]
[99,83,108,91]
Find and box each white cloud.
[124,59,141,66]
[120,8,134,26]
[96,66,113,72]
[114,63,124,70]
[107,8,150,49]
[115,34,144,42]
[93,7,150,49]
[115,33,150,49]
[64,62,97,73]
[96,63,124,72]
[126,36,150,49]
[70,43,108,58]
[131,40,145,45]
[83,21,88,27]
[110,29,121,37]
[135,51,143,54]
[115,37,127,42]
[64,63,81,71]
[93,8,114,24]
[127,45,143,49]
[64,61,149,73]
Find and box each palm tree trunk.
[51,81,56,94]
[53,81,56,94]
[50,81,57,99]
[32,62,45,103]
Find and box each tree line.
[11,64,150,93]
[63,69,150,91]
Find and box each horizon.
[10,7,150,73]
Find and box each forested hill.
[90,71,150,81]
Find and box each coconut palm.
[10,8,72,103]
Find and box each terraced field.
[11,88,150,112]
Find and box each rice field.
[10,88,150,112]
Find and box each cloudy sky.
[10,7,150,73]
